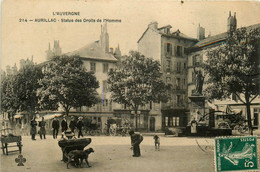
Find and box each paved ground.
[0,135,257,172]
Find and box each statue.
[193,67,204,95]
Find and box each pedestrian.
[77,117,84,138]
[190,117,197,135]
[30,116,37,140]
[69,116,76,133]
[129,130,143,157]
[52,117,60,139]
[39,117,46,139]
[61,117,68,138]
[153,135,160,151]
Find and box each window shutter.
[174,46,177,56]
[164,43,167,55]
[170,44,172,56]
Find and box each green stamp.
[215,136,258,172]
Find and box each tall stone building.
[137,22,197,130]
[43,23,122,131]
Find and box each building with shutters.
[137,22,197,130]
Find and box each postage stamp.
[215,136,258,172]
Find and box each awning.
[216,105,242,114]
[14,114,23,119]
[36,113,63,121]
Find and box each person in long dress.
[191,118,198,134]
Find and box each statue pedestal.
[188,95,205,122]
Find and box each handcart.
[58,138,91,162]
[0,128,22,155]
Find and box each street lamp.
[131,110,141,131]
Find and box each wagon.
[58,138,91,162]
[0,128,22,155]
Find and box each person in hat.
[76,117,84,138]
[52,117,60,139]
[61,117,68,138]
[38,117,46,139]
[30,116,37,140]
[129,130,143,157]
[69,116,76,133]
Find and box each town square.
[1,1,260,172]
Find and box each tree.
[37,55,100,116]
[1,61,42,120]
[108,51,169,131]
[204,27,260,135]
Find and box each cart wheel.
[90,130,95,136]
[96,130,101,136]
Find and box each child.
[153,135,160,151]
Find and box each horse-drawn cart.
[58,138,91,162]
[0,128,22,155]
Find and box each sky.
[1,0,260,70]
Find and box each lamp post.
[131,110,141,131]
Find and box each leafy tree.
[108,51,169,131]
[1,61,42,120]
[37,55,100,116]
[204,27,260,135]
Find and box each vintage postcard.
[1,0,260,172]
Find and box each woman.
[30,117,37,140]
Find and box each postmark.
[215,136,258,172]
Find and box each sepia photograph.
[1,0,260,171]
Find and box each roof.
[66,41,118,62]
[137,26,197,43]
[193,23,260,49]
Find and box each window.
[176,46,182,57]
[166,117,180,127]
[177,62,181,73]
[177,95,181,106]
[166,43,172,56]
[184,63,186,69]
[166,60,171,72]
[183,79,186,88]
[176,78,180,88]
[192,55,202,66]
[102,80,108,92]
[103,63,109,73]
[165,117,168,127]
[102,99,108,106]
[90,62,96,72]
[150,101,153,110]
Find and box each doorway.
[150,117,155,131]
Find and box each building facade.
[137,22,197,130]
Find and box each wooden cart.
[0,128,22,155]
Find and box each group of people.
[52,116,84,139]
[29,116,85,140]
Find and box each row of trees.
[1,56,100,119]
[1,53,169,124]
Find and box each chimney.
[227,11,237,33]
[148,21,158,30]
[197,24,205,40]
[110,48,114,54]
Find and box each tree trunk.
[245,93,253,135]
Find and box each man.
[129,130,143,157]
[30,117,37,140]
[77,117,83,138]
[69,116,76,133]
[52,117,60,139]
[61,117,68,138]
[39,117,46,139]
